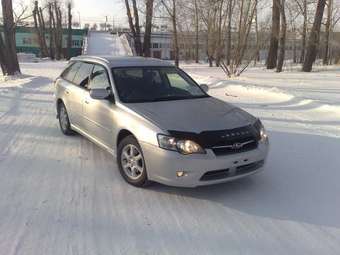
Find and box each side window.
[61,62,81,82]
[89,65,111,90]
[73,62,94,88]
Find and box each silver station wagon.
[54,56,269,187]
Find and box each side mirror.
[200,84,209,92]
[90,88,111,100]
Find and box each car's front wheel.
[58,102,74,135]
[117,135,149,187]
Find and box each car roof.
[70,55,174,68]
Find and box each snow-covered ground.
[0,59,340,254]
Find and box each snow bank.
[17,53,39,63]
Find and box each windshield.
[112,67,209,103]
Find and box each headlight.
[157,134,206,155]
[254,119,268,142]
[157,135,177,151]
[259,125,268,142]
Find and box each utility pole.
[105,15,108,31]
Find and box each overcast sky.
[13,0,128,27]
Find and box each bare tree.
[277,0,286,72]
[292,0,308,63]
[124,0,142,55]
[226,0,233,65]
[215,0,226,67]
[124,0,154,57]
[267,0,280,69]
[199,0,220,67]
[161,0,179,66]
[143,0,154,57]
[194,0,199,63]
[48,2,55,59]
[220,0,258,76]
[303,0,327,72]
[54,1,63,60]
[67,1,72,60]
[323,0,332,65]
[0,0,20,75]
[33,1,49,57]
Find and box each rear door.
[59,61,81,125]
[83,64,115,148]
[63,61,93,128]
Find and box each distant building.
[123,30,340,63]
[0,26,87,58]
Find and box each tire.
[117,135,150,187]
[58,102,75,136]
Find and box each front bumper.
[140,141,269,187]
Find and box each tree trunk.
[293,28,297,63]
[1,0,20,75]
[215,0,224,67]
[194,0,199,63]
[300,0,307,63]
[226,0,233,65]
[0,33,9,74]
[33,1,48,57]
[67,2,72,60]
[143,0,154,57]
[303,0,327,72]
[267,0,280,69]
[277,0,286,72]
[172,0,179,67]
[48,3,55,60]
[254,0,259,65]
[124,0,142,56]
[38,7,49,56]
[323,0,332,65]
[54,2,63,60]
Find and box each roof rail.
[73,55,110,64]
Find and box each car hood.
[127,97,256,133]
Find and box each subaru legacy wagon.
[54,56,269,187]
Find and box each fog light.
[176,171,186,177]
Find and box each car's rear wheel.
[117,135,149,187]
[58,103,74,135]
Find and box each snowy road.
[0,62,340,254]
[86,32,128,56]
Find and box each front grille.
[168,124,259,157]
[200,160,264,181]
[212,138,258,156]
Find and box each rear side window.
[61,62,81,82]
[73,62,94,87]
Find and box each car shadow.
[149,130,340,228]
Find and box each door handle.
[84,99,90,104]
[65,90,70,95]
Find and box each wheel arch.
[116,129,137,149]
[56,98,64,116]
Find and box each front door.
[83,64,115,149]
